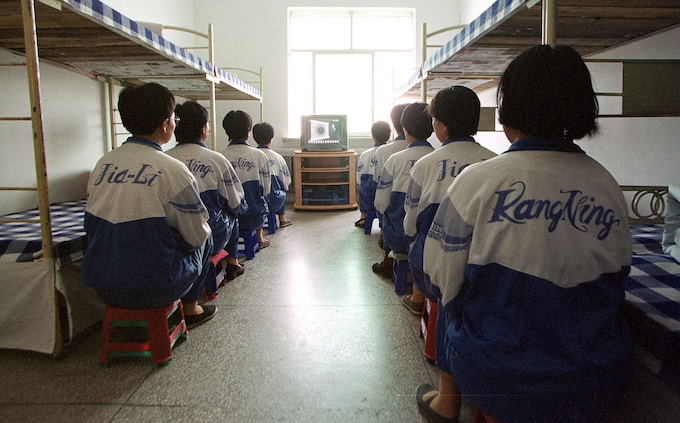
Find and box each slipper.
[401,295,424,316]
[225,263,245,281]
[185,304,217,329]
[416,383,459,423]
[354,218,365,227]
[259,239,271,249]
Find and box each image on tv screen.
[301,115,347,151]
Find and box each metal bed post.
[224,66,264,121]
[420,22,467,102]
[21,0,53,260]
[259,66,263,122]
[421,22,428,102]
[161,24,219,150]
[542,0,557,46]
[208,23,218,151]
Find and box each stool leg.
[364,211,376,235]
[393,260,411,296]
[146,304,175,367]
[422,298,437,364]
[98,309,114,366]
[266,211,277,234]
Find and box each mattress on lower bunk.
[0,200,87,264]
[623,224,680,391]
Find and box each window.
[288,8,415,137]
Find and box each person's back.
[167,101,247,251]
[219,111,271,233]
[404,86,497,301]
[82,84,213,314]
[371,103,410,189]
[253,123,291,208]
[375,103,434,255]
[356,121,391,223]
[429,145,632,421]
[422,45,633,423]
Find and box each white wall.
[581,25,680,186]
[0,49,106,215]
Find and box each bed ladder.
[0,0,54,260]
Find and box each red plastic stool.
[204,249,229,300]
[420,298,437,364]
[474,408,503,423]
[99,299,188,368]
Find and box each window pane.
[290,12,351,50]
[315,54,372,134]
[353,12,413,50]
[374,52,414,127]
[288,52,313,138]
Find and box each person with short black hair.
[82,83,216,328]
[219,110,272,248]
[355,120,391,228]
[404,86,497,422]
[167,101,249,281]
[374,102,434,299]
[371,103,411,279]
[253,122,293,231]
[417,45,633,423]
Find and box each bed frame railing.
[620,185,668,225]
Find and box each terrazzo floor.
[0,207,677,422]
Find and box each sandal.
[354,218,366,228]
[416,384,459,423]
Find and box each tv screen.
[300,114,348,151]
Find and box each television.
[300,114,348,151]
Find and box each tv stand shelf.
[293,150,357,210]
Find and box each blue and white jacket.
[375,140,433,254]
[166,142,248,250]
[404,138,496,299]
[356,142,385,212]
[371,136,408,186]
[82,138,211,308]
[219,141,271,232]
[424,138,633,423]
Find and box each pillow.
[669,227,680,262]
[662,184,680,261]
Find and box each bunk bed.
[0,0,263,355]
[621,186,680,392]
[396,0,680,101]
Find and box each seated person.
[167,101,249,280]
[403,86,496,421]
[218,110,272,248]
[355,121,391,228]
[82,83,216,328]
[252,122,293,230]
[371,103,410,278]
[418,45,633,423]
[374,102,434,307]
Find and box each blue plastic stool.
[264,211,278,235]
[364,210,378,235]
[238,230,260,260]
[392,258,411,296]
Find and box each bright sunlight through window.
[288,8,415,138]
